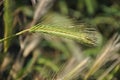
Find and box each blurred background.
[0,0,120,80]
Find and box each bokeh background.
[0,0,120,80]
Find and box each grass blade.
[3,0,14,52]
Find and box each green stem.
[0,29,30,43]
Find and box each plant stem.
[0,29,30,43]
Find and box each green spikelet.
[30,24,101,46]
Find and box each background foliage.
[0,0,120,80]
